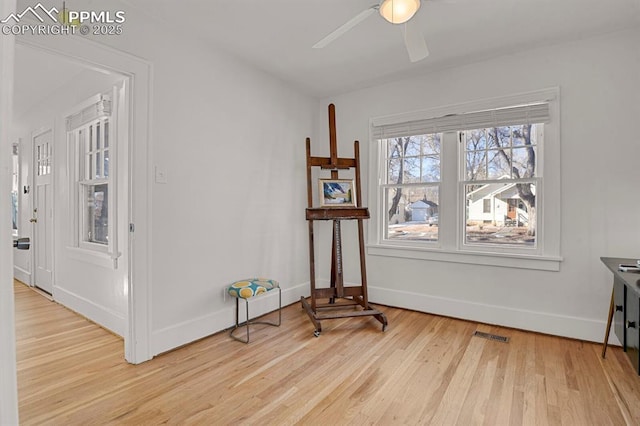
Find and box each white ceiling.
[126,0,640,98]
[12,0,640,104]
[13,44,87,117]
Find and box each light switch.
[155,166,168,184]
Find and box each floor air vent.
[473,331,509,343]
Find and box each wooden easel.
[301,104,388,336]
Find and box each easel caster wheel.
[314,330,320,337]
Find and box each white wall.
[146,41,314,355]
[316,28,640,343]
[22,2,317,355]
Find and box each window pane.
[487,149,511,179]
[492,127,511,148]
[511,125,524,146]
[405,139,420,156]
[85,183,108,245]
[403,157,421,183]
[96,122,101,150]
[422,134,440,156]
[466,150,487,181]
[36,145,41,176]
[88,153,94,180]
[385,186,439,242]
[512,146,536,178]
[421,157,440,182]
[511,124,538,147]
[11,192,18,232]
[465,182,536,247]
[104,148,109,178]
[104,121,109,148]
[385,134,441,185]
[45,143,50,175]
[78,129,85,178]
[11,143,18,234]
[466,129,486,151]
[465,125,539,181]
[96,152,102,178]
[388,138,403,158]
[387,158,401,184]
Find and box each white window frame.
[382,134,441,243]
[368,88,561,271]
[458,125,542,256]
[77,117,110,251]
[66,93,116,259]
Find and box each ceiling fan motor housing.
[379,0,421,24]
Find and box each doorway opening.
[13,35,152,364]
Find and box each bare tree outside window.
[384,133,441,241]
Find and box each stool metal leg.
[245,298,250,343]
[235,297,239,328]
[229,287,282,344]
[278,287,282,326]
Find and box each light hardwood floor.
[14,280,640,425]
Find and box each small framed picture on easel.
[318,178,356,207]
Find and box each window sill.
[367,243,562,271]
[66,246,117,269]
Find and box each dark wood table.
[601,257,640,373]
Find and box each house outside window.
[384,133,440,242]
[463,124,540,247]
[482,198,491,214]
[369,88,561,271]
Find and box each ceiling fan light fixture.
[379,0,421,24]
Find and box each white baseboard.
[54,286,126,337]
[150,282,309,356]
[149,280,619,357]
[13,266,30,285]
[367,285,619,345]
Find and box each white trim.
[78,240,110,254]
[66,246,115,269]
[12,265,30,284]
[367,285,618,345]
[17,34,153,364]
[368,243,561,271]
[150,283,309,356]
[54,285,126,337]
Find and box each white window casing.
[368,88,561,271]
[65,92,119,267]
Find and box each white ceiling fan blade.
[403,19,429,62]
[313,6,377,49]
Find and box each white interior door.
[32,129,53,294]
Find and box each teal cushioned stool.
[228,278,281,343]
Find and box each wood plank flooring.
[14,280,640,425]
